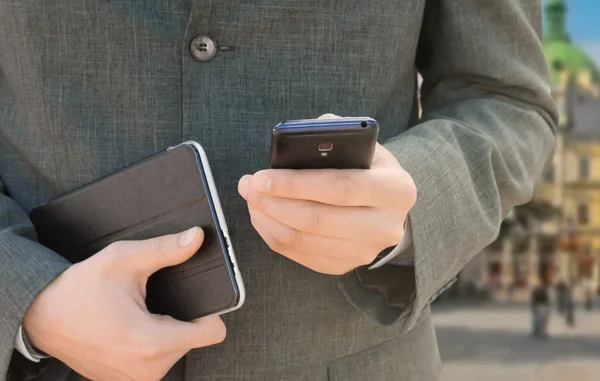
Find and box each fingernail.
[238,176,249,199]
[179,227,198,247]
[253,173,272,192]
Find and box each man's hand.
[238,114,417,275]
[23,227,226,381]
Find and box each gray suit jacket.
[0,1,557,380]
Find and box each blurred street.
[433,302,600,381]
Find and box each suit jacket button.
[190,35,217,62]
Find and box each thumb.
[156,314,227,351]
[107,227,204,277]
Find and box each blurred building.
[456,0,600,296]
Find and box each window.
[578,204,589,225]
[579,156,590,179]
[543,166,555,182]
[565,217,575,232]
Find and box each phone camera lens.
[318,143,334,152]
[360,121,368,128]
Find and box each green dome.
[542,0,600,84]
[543,40,600,84]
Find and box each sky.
[543,0,600,65]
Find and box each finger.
[317,113,342,119]
[241,166,414,208]
[104,227,204,278]
[372,143,405,168]
[245,191,404,245]
[249,206,380,264]
[250,214,358,275]
[156,314,227,351]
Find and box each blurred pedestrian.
[584,288,593,311]
[555,279,567,314]
[530,282,550,338]
[508,281,516,301]
[565,285,576,327]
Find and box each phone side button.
[221,232,237,273]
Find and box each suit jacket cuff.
[0,218,70,375]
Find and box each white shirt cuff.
[15,325,48,362]
[368,220,413,270]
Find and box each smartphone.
[30,141,245,321]
[269,117,379,169]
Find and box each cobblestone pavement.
[432,302,600,381]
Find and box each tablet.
[30,142,245,321]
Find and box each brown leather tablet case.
[30,144,240,321]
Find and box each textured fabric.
[0,1,556,380]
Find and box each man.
[1,1,556,380]
[555,279,567,314]
[530,282,551,339]
[565,285,576,327]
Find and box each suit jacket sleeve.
[337,0,558,332]
[0,179,70,379]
